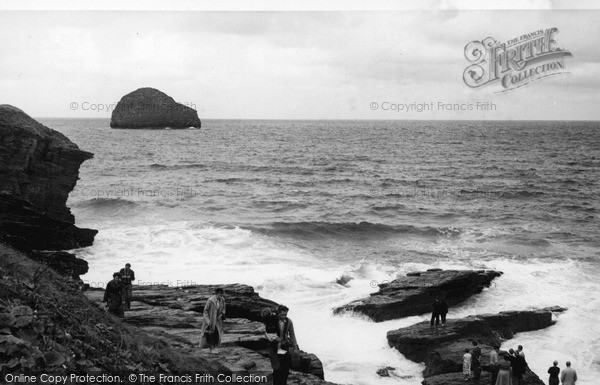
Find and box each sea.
[41,118,600,385]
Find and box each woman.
[462,348,472,381]
[199,288,226,353]
[547,361,560,385]
[495,352,512,385]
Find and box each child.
[463,348,472,381]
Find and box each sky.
[1,4,600,120]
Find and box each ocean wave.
[499,190,545,199]
[149,163,207,170]
[242,221,461,240]
[72,197,139,209]
[250,200,310,212]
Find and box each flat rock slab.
[421,369,544,385]
[386,307,566,378]
[334,269,502,322]
[129,284,279,321]
[86,284,330,383]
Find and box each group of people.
[486,345,528,385]
[433,295,579,384]
[102,263,135,317]
[197,288,299,385]
[547,361,578,385]
[461,342,578,385]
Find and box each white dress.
[463,353,472,375]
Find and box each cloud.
[0,10,598,119]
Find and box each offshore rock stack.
[110,88,201,129]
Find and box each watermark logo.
[463,27,572,92]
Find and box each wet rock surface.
[386,307,566,382]
[334,269,503,322]
[86,284,334,384]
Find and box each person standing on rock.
[430,294,448,327]
[560,361,577,385]
[507,348,526,385]
[199,288,226,353]
[489,345,500,385]
[463,348,472,381]
[119,263,135,310]
[103,272,125,318]
[262,307,283,381]
[269,305,299,385]
[547,361,560,385]
[495,352,512,385]
[517,345,525,359]
[471,340,482,384]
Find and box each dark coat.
[119,268,135,285]
[103,280,124,317]
[432,299,448,315]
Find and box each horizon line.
[35,117,600,122]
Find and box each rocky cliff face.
[0,105,97,250]
[110,88,201,129]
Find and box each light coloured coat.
[199,295,226,348]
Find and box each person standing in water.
[119,263,135,310]
[199,288,226,353]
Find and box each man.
[262,307,282,377]
[517,345,525,359]
[508,348,527,385]
[103,272,125,318]
[489,345,500,385]
[271,305,298,385]
[119,263,135,310]
[471,340,482,384]
[430,294,449,327]
[200,288,226,353]
[560,361,577,385]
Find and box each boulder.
[28,251,89,279]
[0,105,97,250]
[386,307,566,378]
[334,269,502,322]
[110,88,201,129]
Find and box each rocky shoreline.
[85,284,332,383]
[387,307,566,383]
[0,106,570,385]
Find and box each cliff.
[0,105,97,250]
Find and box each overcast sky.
[1,9,599,120]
